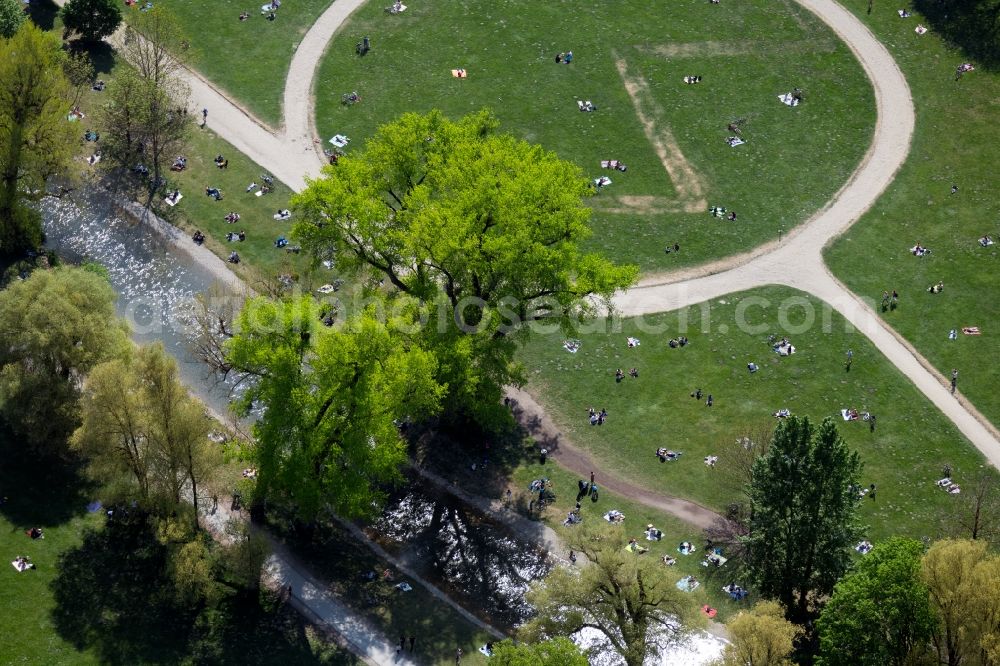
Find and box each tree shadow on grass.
[27,0,60,30]
[66,40,118,76]
[0,439,94,529]
[50,510,195,665]
[52,509,356,664]
[912,0,1000,69]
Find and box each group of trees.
[815,537,1000,666]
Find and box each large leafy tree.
[742,416,863,622]
[490,637,589,665]
[60,0,122,43]
[922,539,1000,666]
[72,343,220,527]
[0,24,78,256]
[521,523,699,666]
[816,537,935,666]
[0,267,129,452]
[715,600,800,666]
[225,296,443,519]
[0,0,25,39]
[292,109,637,425]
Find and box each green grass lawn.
[823,4,1000,432]
[313,0,875,273]
[0,456,102,665]
[124,0,338,125]
[517,286,997,542]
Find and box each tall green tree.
[521,523,700,666]
[99,65,187,187]
[742,416,863,622]
[292,110,637,425]
[0,0,25,39]
[715,600,800,666]
[921,539,1000,666]
[0,24,78,256]
[73,343,220,526]
[63,50,96,107]
[225,296,444,519]
[60,0,122,43]
[816,537,935,666]
[0,267,129,452]
[490,637,589,666]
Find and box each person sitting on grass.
[928,281,944,294]
[239,10,249,20]
[228,251,240,263]
[27,527,43,539]
[980,235,993,247]
[629,368,638,378]
[192,230,205,245]
[645,524,663,541]
[615,368,625,382]
[214,154,225,166]
[170,156,187,171]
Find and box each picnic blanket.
[11,559,31,572]
[563,339,580,353]
[841,409,859,421]
[676,576,700,592]
[451,68,467,78]
[273,210,291,220]
[703,552,728,567]
[915,24,928,34]
[726,136,745,147]
[164,193,183,207]
[329,134,350,148]
[856,540,873,554]
[316,284,337,294]
[774,343,795,356]
[603,510,625,523]
[594,176,611,187]
[778,93,800,107]
[627,336,640,347]
[963,327,981,335]
[394,582,413,592]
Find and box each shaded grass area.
[0,445,354,665]
[517,286,996,542]
[0,450,101,665]
[824,2,1000,431]
[122,0,338,125]
[314,0,874,273]
[271,518,494,666]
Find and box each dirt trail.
[506,387,726,532]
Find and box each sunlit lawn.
[824,3,1000,432]
[314,0,875,273]
[517,286,997,542]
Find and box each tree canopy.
[0,24,78,256]
[0,0,25,39]
[225,296,443,519]
[922,539,1000,666]
[0,266,129,452]
[73,343,219,525]
[521,523,699,666]
[60,0,123,42]
[715,600,800,666]
[816,537,935,666]
[490,637,589,666]
[292,109,636,425]
[742,416,863,622]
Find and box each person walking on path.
[951,369,958,394]
[845,349,853,371]
[590,471,595,485]
[202,108,208,126]
[211,494,218,513]
[408,636,415,653]
[398,635,406,655]
[455,647,463,664]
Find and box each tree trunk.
[0,123,24,253]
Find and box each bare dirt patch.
[613,55,707,214]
